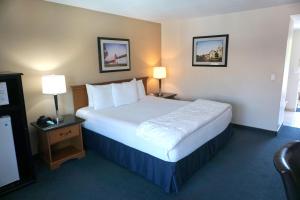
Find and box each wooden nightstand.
[31,115,85,170]
[154,92,177,99]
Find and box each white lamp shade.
[42,75,66,95]
[153,66,166,79]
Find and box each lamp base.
[53,95,63,124]
[54,115,64,124]
[158,79,163,97]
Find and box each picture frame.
[97,37,131,73]
[192,34,229,67]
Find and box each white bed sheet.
[76,96,232,162]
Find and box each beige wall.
[0,0,161,153]
[162,3,300,131]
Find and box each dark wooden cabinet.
[0,72,35,196]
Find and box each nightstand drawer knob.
[59,130,71,136]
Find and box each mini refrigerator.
[0,116,20,187]
[0,72,34,196]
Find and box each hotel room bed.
[71,77,233,193]
[76,96,232,162]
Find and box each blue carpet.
[3,125,300,200]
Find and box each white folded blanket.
[136,99,231,151]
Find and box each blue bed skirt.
[82,124,233,193]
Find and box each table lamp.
[153,66,166,96]
[42,75,66,124]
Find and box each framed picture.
[97,37,131,73]
[192,34,229,67]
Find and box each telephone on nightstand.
[36,116,55,128]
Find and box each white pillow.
[137,80,146,99]
[112,79,138,107]
[91,84,114,110]
[86,84,94,108]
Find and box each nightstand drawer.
[49,124,79,144]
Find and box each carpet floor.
[3,125,300,200]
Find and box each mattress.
[76,96,232,162]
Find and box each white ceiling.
[46,0,300,22]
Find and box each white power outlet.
[271,74,276,81]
